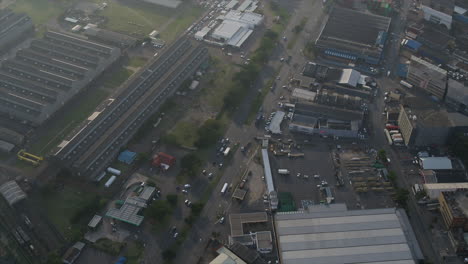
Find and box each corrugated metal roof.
[420,157,452,170]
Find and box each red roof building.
[152,152,176,170]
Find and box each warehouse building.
[289,103,362,138]
[406,56,447,100]
[275,204,423,264]
[398,97,468,146]
[421,0,454,29]
[211,10,263,48]
[0,9,33,53]
[315,7,391,65]
[83,27,137,48]
[0,31,121,126]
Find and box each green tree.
[377,149,387,162]
[180,153,203,178]
[394,188,409,207]
[166,194,178,207]
[146,200,172,220]
[195,119,223,148]
[162,249,176,261]
[46,252,62,264]
[191,202,205,217]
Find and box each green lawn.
[103,68,134,89]
[128,56,148,68]
[201,57,239,111]
[28,88,109,155]
[99,1,202,42]
[42,185,96,238]
[10,0,65,36]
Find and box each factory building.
[315,7,391,65]
[0,9,33,52]
[211,10,263,48]
[406,56,447,100]
[421,0,454,29]
[275,204,423,264]
[0,31,121,126]
[289,103,362,138]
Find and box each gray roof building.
[315,7,391,65]
[0,30,121,126]
[275,204,423,264]
[446,79,468,114]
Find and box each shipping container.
[107,167,121,176]
[105,176,117,188]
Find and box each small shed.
[0,140,15,153]
[118,150,137,164]
[232,188,247,200]
[87,215,102,229]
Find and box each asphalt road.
[173,0,326,263]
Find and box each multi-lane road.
[53,37,208,178]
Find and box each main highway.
[53,36,208,178]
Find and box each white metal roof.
[269,111,285,134]
[212,20,244,40]
[0,181,27,206]
[292,88,317,101]
[338,69,361,87]
[419,157,452,170]
[224,10,263,27]
[261,148,275,193]
[275,204,422,264]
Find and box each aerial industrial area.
[1,0,468,263]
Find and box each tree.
[180,153,203,178]
[46,252,62,264]
[377,149,387,162]
[166,194,178,207]
[146,200,172,220]
[394,188,409,207]
[191,202,205,217]
[195,119,223,148]
[162,249,176,261]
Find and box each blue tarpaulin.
[118,150,136,164]
[404,39,421,51]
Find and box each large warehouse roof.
[316,7,391,57]
[419,157,452,170]
[275,204,423,264]
[0,30,120,125]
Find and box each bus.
[384,129,393,145]
[221,183,228,195]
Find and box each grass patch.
[103,68,134,89]
[128,56,148,68]
[10,0,65,36]
[126,241,144,264]
[93,238,124,256]
[160,5,204,43]
[201,58,239,111]
[98,1,202,42]
[287,17,308,49]
[41,185,96,239]
[168,121,200,148]
[28,88,109,155]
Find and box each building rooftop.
[87,215,102,228]
[275,204,423,264]
[419,157,453,170]
[210,247,247,264]
[316,7,391,57]
[338,69,361,87]
[401,97,452,127]
[0,181,27,206]
[441,189,468,219]
[446,79,468,106]
[230,212,268,236]
[292,88,317,101]
[295,102,363,121]
[422,0,455,15]
[268,111,285,134]
[224,10,263,26]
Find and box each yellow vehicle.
[17,150,43,166]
